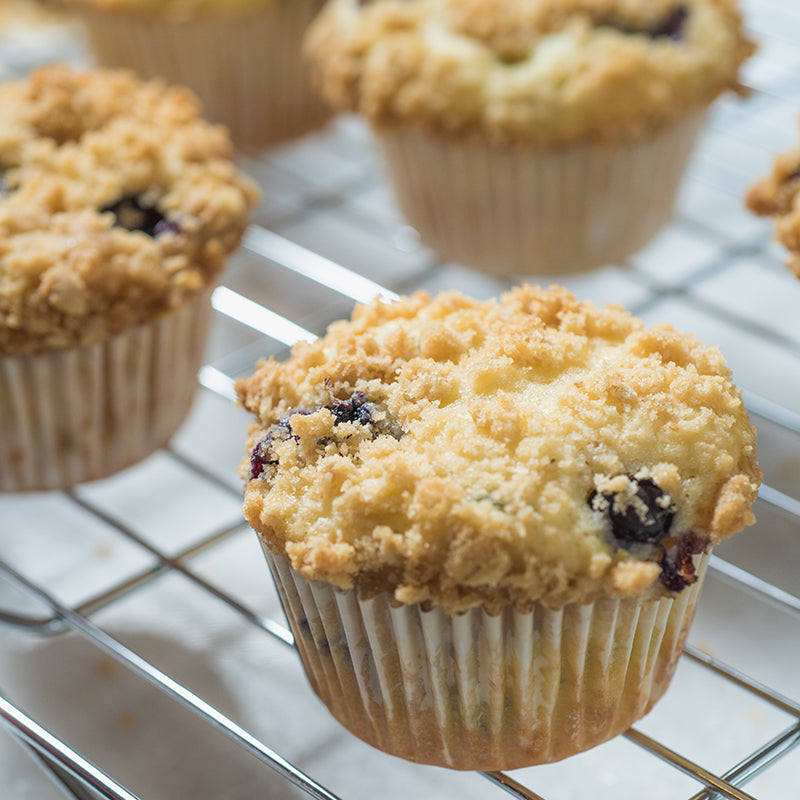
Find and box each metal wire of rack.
[2,1,800,798]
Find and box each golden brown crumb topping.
[58,0,277,18]
[0,65,259,355]
[238,285,761,615]
[746,137,800,278]
[305,0,754,147]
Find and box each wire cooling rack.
[2,1,800,798]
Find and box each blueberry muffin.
[746,133,800,277]
[238,284,761,769]
[58,0,332,148]
[0,65,259,492]
[305,0,755,274]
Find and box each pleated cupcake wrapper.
[0,287,213,493]
[376,111,706,276]
[75,5,332,149]
[265,546,709,770]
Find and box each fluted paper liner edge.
[0,286,213,492]
[263,545,709,770]
[75,6,332,148]
[376,111,706,276]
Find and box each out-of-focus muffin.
[746,130,800,277]
[305,0,755,275]
[0,65,259,492]
[57,0,332,148]
[237,284,761,769]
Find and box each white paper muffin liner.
[0,286,214,493]
[264,545,710,770]
[376,111,706,276]
[74,5,332,149]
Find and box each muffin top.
[746,135,800,278]
[305,0,754,148]
[238,285,761,615]
[0,65,259,355]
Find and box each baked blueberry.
[326,390,375,426]
[101,195,180,238]
[589,476,675,546]
[650,5,689,40]
[249,409,310,479]
[602,5,689,42]
[249,392,401,479]
[659,532,706,592]
[326,390,402,439]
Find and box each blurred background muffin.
[305,0,755,276]
[56,0,333,149]
[0,65,259,492]
[746,126,800,278]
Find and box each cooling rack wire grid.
[1,1,800,798]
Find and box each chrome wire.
[0,559,339,800]
[624,729,760,800]
[684,644,800,718]
[0,692,141,800]
[687,723,800,800]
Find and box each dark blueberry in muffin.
[659,532,707,592]
[250,393,401,479]
[249,439,275,480]
[325,390,402,439]
[589,476,675,546]
[101,195,179,238]
[249,409,311,479]
[602,4,689,42]
[650,5,689,40]
[326,391,375,426]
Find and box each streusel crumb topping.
[0,65,259,355]
[305,0,754,147]
[238,285,761,615]
[746,134,800,278]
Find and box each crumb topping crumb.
[746,134,800,278]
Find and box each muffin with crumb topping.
[238,284,761,770]
[0,65,259,492]
[746,130,800,277]
[57,0,332,148]
[305,0,754,274]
